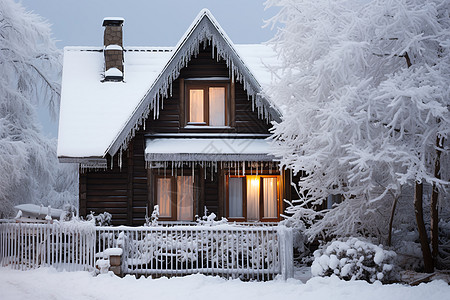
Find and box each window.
[227,175,280,222]
[186,82,228,126]
[156,175,194,221]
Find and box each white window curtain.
[209,87,225,126]
[228,177,243,218]
[263,178,277,218]
[177,176,193,221]
[189,89,204,123]
[246,176,260,221]
[157,178,172,217]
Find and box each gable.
[146,43,272,135]
[57,9,281,164]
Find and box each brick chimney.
[102,17,124,81]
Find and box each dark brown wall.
[80,131,148,226]
[80,154,129,225]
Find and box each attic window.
[186,82,228,126]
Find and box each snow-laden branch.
[265,0,450,241]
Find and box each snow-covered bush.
[87,212,112,226]
[438,219,450,269]
[311,238,397,283]
[60,203,77,221]
[196,212,228,226]
[150,205,159,226]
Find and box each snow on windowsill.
[184,125,232,129]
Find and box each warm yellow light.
[247,176,260,189]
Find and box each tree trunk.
[430,136,442,265]
[414,182,434,272]
[387,194,399,247]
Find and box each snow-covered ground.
[0,267,448,300]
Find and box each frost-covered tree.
[266,0,449,270]
[0,0,77,217]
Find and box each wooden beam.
[230,76,235,128]
[218,167,224,218]
[147,168,154,217]
[179,78,185,128]
[79,170,87,217]
[127,142,134,225]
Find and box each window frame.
[184,80,230,127]
[154,174,195,221]
[155,175,177,221]
[226,174,281,222]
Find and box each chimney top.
[102,17,125,27]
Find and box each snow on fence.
[0,222,96,272]
[0,222,293,280]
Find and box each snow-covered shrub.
[150,205,159,226]
[87,211,112,226]
[95,258,110,274]
[311,237,397,283]
[438,219,450,269]
[60,203,77,221]
[196,212,228,226]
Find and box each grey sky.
[20,0,278,137]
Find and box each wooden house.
[57,9,294,225]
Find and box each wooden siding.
[80,132,148,226]
[82,155,129,225]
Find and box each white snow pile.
[1,267,449,300]
[311,237,397,283]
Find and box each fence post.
[277,225,294,280]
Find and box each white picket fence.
[0,222,293,280]
[0,222,96,272]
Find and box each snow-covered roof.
[58,9,281,161]
[145,138,274,162]
[58,48,172,158]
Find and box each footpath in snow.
[0,267,449,300]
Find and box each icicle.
[204,161,206,180]
[243,161,245,176]
[119,148,123,171]
[290,168,293,186]
[210,162,213,181]
[192,161,194,181]
[171,161,174,176]
[156,93,160,119]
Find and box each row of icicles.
[146,160,280,181]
